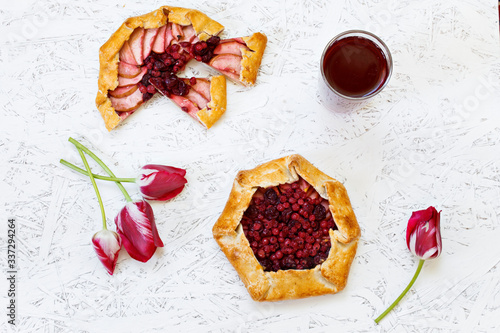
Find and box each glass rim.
[320,29,393,100]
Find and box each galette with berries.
[213,155,360,301]
[96,6,267,131]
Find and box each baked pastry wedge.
[213,155,360,301]
[96,6,267,131]
[207,33,267,86]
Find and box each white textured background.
[1,0,500,332]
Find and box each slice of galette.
[207,34,267,86]
[96,6,267,131]
[213,155,361,301]
[97,6,225,131]
[149,75,226,129]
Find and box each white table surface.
[2,0,500,332]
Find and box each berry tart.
[96,6,267,131]
[213,155,360,301]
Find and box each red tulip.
[136,164,187,201]
[92,229,122,275]
[115,201,164,262]
[375,206,443,324]
[406,206,442,259]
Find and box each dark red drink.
[322,34,391,98]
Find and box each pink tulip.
[136,164,187,201]
[115,201,164,262]
[406,206,442,259]
[92,229,122,275]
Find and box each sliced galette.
[213,155,361,301]
[207,34,267,86]
[96,6,267,131]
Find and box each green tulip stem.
[77,148,107,230]
[60,159,135,183]
[68,137,132,202]
[374,259,425,324]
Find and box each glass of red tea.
[319,30,392,109]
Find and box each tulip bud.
[406,206,442,260]
[136,164,187,201]
[92,229,122,275]
[115,201,164,262]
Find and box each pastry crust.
[96,6,224,131]
[240,32,268,86]
[197,75,227,129]
[213,154,360,301]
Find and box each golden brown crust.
[96,8,169,131]
[163,6,224,40]
[212,154,360,301]
[264,267,337,301]
[321,232,358,290]
[326,181,361,243]
[240,32,268,86]
[196,75,227,129]
[217,226,271,299]
[96,6,224,131]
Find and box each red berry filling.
[191,36,221,63]
[241,178,337,272]
[136,35,221,101]
[138,50,190,101]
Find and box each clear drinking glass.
[319,30,393,110]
